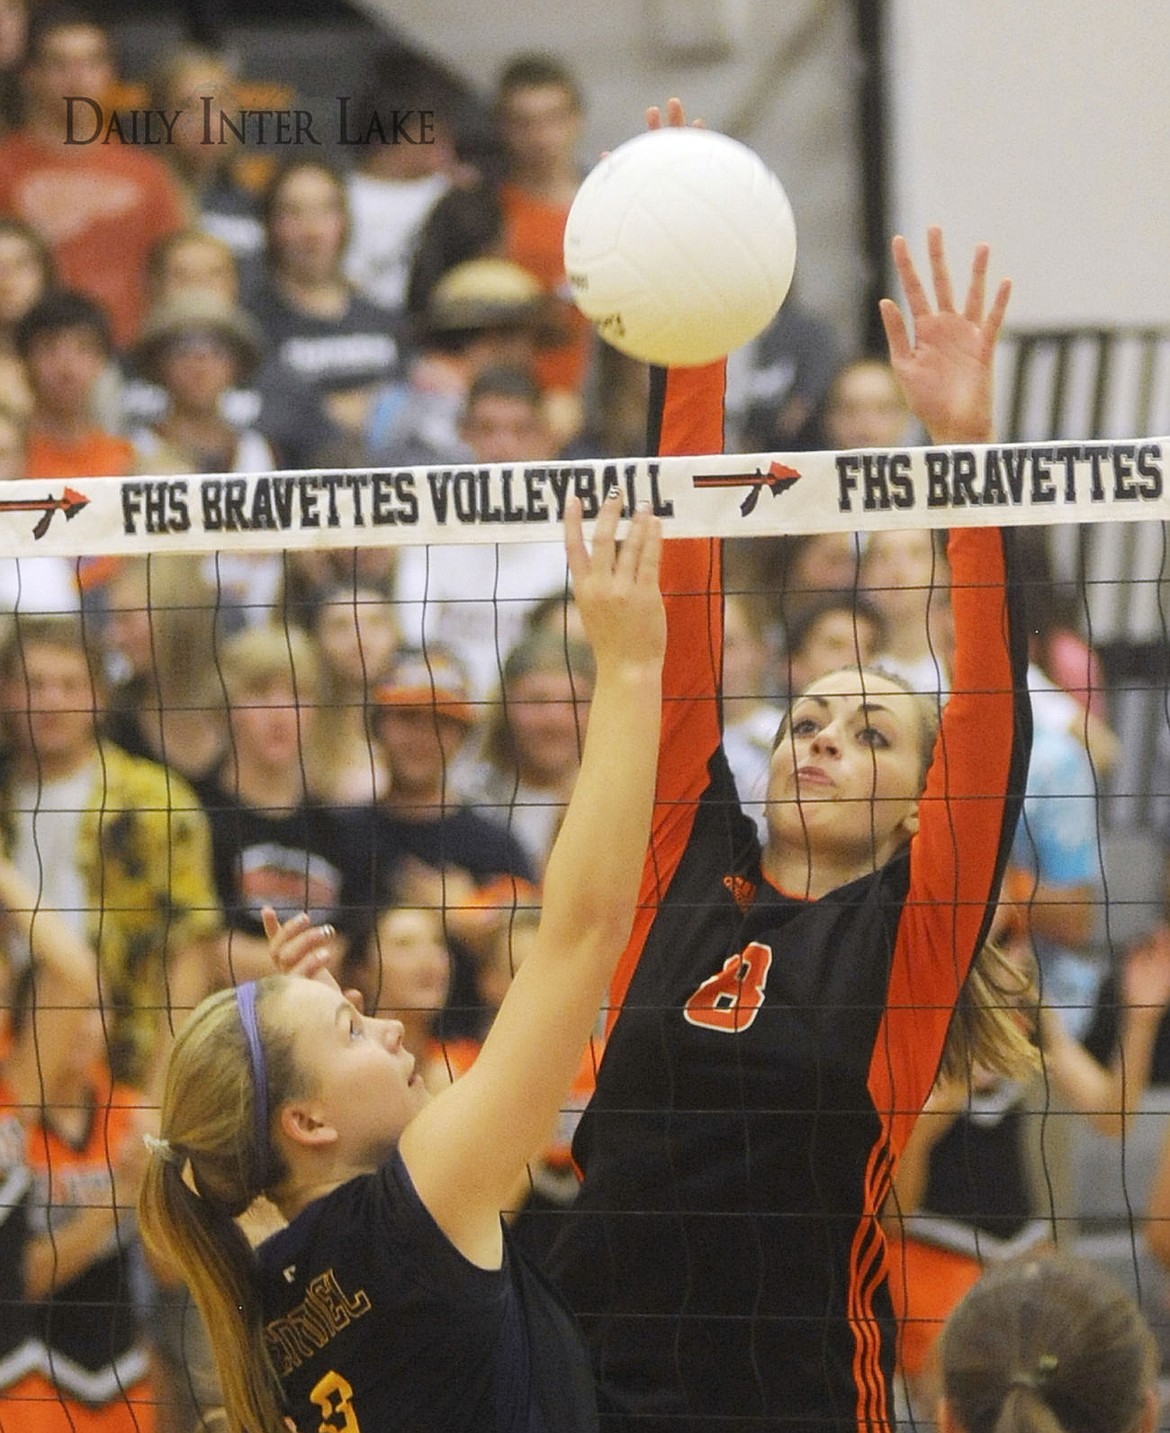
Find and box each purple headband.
[235,981,270,1188]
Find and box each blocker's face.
[766,671,924,867]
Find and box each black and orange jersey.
[551,364,1032,1432]
[0,1077,35,1391]
[24,1072,152,1413]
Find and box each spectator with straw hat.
[130,288,269,476]
[364,255,566,466]
[130,290,283,633]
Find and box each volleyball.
[563,126,797,368]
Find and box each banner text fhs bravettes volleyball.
[0,441,1164,558]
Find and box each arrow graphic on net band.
[0,486,90,539]
[692,461,802,516]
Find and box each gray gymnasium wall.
[886,0,1170,332]
[887,0,1170,726]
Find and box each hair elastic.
[142,1131,182,1165]
[236,981,271,1188]
[1009,1354,1059,1394]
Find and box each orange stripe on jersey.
[848,1141,896,1431]
[868,528,1026,1154]
[607,363,727,1022]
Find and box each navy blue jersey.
[257,1149,597,1433]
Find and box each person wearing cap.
[421,256,567,360]
[130,287,271,476]
[130,290,285,631]
[364,255,566,468]
[345,643,535,1039]
[116,227,340,472]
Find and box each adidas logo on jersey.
[722,874,756,913]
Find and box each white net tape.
[0,437,1164,559]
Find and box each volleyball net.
[4,440,1170,1428]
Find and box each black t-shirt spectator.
[195,772,353,939]
[340,803,535,1039]
[245,276,402,397]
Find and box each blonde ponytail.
[138,979,308,1433]
[937,941,1040,1087]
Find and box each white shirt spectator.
[344,170,452,312]
[393,542,569,700]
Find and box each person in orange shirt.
[17,288,131,480]
[0,855,154,1433]
[16,968,155,1433]
[493,53,593,445]
[16,289,133,598]
[0,6,186,348]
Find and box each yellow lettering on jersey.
[264,1270,372,1376]
[311,1369,361,1432]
